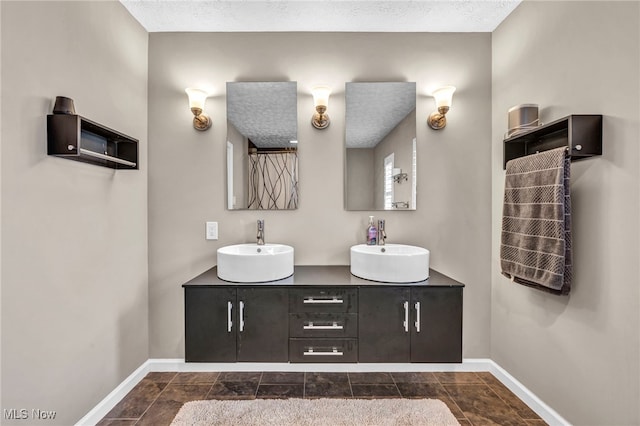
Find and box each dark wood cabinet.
[183,266,464,364]
[289,288,357,313]
[288,287,358,363]
[185,287,236,362]
[502,114,602,169]
[359,286,462,363]
[184,286,288,362]
[236,287,289,362]
[47,114,138,169]
[359,287,410,362]
[410,287,463,363]
[289,338,358,363]
[289,313,358,338]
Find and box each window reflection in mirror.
[345,82,417,211]
[226,82,298,210]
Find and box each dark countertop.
[182,265,464,287]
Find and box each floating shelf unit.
[47,114,138,170]
[503,114,602,169]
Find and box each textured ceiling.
[227,82,298,148]
[122,1,521,146]
[120,1,521,33]
[346,82,416,148]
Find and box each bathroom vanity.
[182,266,464,363]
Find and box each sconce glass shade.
[428,85,456,130]
[185,88,209,110]
[185,88,212,131]
[312,86,331,108]
[432,86,456,109]
[311,85,331,130]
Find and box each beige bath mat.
[171,398,460,425]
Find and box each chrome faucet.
[392,201,410,209]
[256,219,265,245]
[378,219,386,245]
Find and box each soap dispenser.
[366,216,377,245]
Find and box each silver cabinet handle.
[227,301,233,332]
[239,300,245,332]
[415,301,421,333]
[303,297,343,304]
[303,347,344,356]
[303,322,344,330]
[403,301,409,332]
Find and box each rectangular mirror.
[226,82,298,210]
[345,82,417,211]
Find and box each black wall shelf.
[47,114,138,170]
[503,114,602,169]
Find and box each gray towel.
[500,147,572,295]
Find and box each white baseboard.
[75,360,152,426]
[487,361,570,426]
[78,358,569,426]
[146,358,492,373]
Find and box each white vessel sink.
[350,244,430,283]
[217,243,294,283]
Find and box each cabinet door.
[358,287,410,362]
[410,287,463,362]
[237,287,289,362]
[185,287,237,362]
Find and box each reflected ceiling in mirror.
[345,82,417,211]
[226,82,298,210]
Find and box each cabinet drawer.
[289,313,357,338]
[289,338,357,363]
[289,288,357,313]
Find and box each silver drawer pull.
[227,301,233,333]
[303,347,344,356]
[303,322,344,330]
[303,297,343,304]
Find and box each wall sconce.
[428,86,456,130]
[185,88,212,131]
[311,86,331,130]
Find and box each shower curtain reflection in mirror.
[248,148,298,209]
[226,139,298,210]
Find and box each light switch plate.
[206,222,218,240]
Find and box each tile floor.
[97,371,547,425]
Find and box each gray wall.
[345,148,375,210]
[227,123,248,209]
[0,2,148,424]
[148,32,493,359]
[491,1,640,424]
